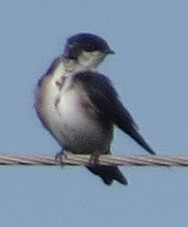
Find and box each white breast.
[35,61,111,154]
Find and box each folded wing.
[74,71,155,155]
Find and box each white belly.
[36,73,111,154]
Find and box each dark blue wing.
[74,71,155,155]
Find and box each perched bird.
[35,33,155,185]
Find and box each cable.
[0,154,187,166]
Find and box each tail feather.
[87,166,127,185]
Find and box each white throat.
[75,51,106,70]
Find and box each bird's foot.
[55,149,67,167]
[89,151,100,166]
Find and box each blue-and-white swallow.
[35,33,155,185]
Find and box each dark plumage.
[64,33,114,59]
[74,71,155,156]
[87,166,127,185]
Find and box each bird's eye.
[66,43,81,59]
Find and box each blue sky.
[0,1,188,226]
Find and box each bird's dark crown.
[64,33,114,59]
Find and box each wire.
[0,154,188,167]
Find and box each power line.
[0,154,187,166]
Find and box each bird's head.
[64,33,115,69]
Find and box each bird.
[35,33,155,185]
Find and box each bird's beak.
[106,49,115,55]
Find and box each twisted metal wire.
[0,154,188,167]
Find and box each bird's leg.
[89,150,100,166]
[55,146,67,166]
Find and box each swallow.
[35,33,155,185]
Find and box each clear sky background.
[0,1,188,226]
